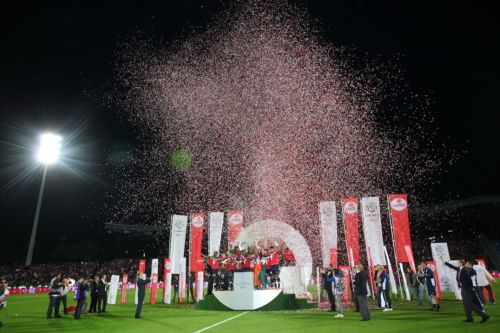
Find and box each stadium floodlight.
[38,134,62,163]
[25,134,62,266]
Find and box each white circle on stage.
[235,219,312,293]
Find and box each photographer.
[46,273,63,319]
[74,277,90,320]
[0,278,11,328]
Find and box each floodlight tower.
[25,134,62,265]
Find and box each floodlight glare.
[38,134,62,163]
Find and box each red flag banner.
[475,259,497,301]
[190,213,205,272]
[150,259,158,304]
[121,274,128,304]
[339,266,351,301]
[139,260,146,274]
[163,259,171,304]
[343,198,360,266]
[229,211,244,243]
[389,194,413,263]
[428,261,442,299]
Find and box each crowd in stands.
[0,235,496,288]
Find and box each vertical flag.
[169,215,188,274]
[475,259,497,301]
[196,271,204,301]
[163,259,171,304]
[361,197,386,265]
[135,260,146,304]
[107,275,120,305]
[343,198,360,266]
[228,211,244,244]
[427,261,443,299]
[150,259,158,304]
[319,201,337,268]
[430,242,461,299]
[120,274,128,304]
[388,194,414,271]
[209,212,224,255]
[190,213,205,272]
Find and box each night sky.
[1,0,499,263]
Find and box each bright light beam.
[26,133,62,266]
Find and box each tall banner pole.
[319,202,337,268]
[343,198,360,266]
[387,196,400,298]
[150,259,158,304]
[120,274,128,304]
[209,212,224,255]
[316,267,320,304]
[107,275,120,305]
[430,242,461,299]
[163,259,171,304]
[228,211,244,244]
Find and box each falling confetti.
[100,0,454,265]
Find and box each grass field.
[2,282,499,332]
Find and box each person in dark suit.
[441,258,490,323]
[97,275,108,313]
[89,276,99,313]
[135,271,151,318]
[354,264,370,321]
[320,264,336,312]
[350,267,360,312]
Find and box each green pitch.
[2,282,499,332]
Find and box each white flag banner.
[209,212,224,255]
[107,275,120,305]
[164,272,172,304]
[361,197,386,265]
[431,242,461,299]
[196,271,204,301]
[152,259,158,275]
[319,202,337,268]
[169,215,188,274]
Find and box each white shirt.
[0,288,9,306]
[473,265,495,286]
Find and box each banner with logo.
[430,242,461,299]
[319,201,337,268]
[107,275,119,305]
[228,211,244,244]
[361,197,386,265]
[190,213,205,272]
[209,212,224,255]
[339,266,352,301]
[343,198,360,266]
[135,260,146,304]
[163,258,171,304]
[121,274,128,304]
[150,258,159,304]
[388,195,414,268]
[169,215,188,274]
[179,257,186,303]
[427,261,442,299]
[475,259,497,301]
